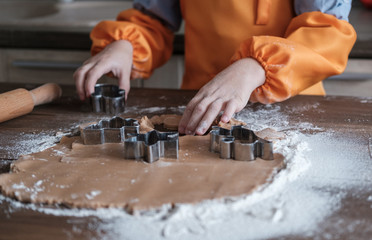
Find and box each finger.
[178,95,205,134]
[118,73,131,100]
[73,65,92,101]
[178,103,195,134]
[184,97,214,135]
[73,68,86,101]
[84,62,110,98]
[220,100,238,123]
[195,99,223,135]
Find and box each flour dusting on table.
[0,132,59,159]
[1,102,368,239]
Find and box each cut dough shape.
[0,117,285,213]
[149,114,182,131]
[163,115,181,130]
[255,128,287,141]
[217,118,246,129]
[139,116,155,133]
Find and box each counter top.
[0,1,132,32]
[0,1,369,57]
[0,83,371,239]
[0,0,185,53]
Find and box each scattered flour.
[85,191,102,200]
[1,103,369,239]
[138,107,167,114]
[0,132,59,159]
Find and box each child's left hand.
[178,58,265,135]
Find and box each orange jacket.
[90,0,356,104]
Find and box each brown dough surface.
[150,114,182,131]
[255,128,287,141]
[217,118,246,129]
[163,115,181,130]
[0,119,285,212]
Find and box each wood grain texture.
[0,88,34,123]
[0,84,61,123]
[0,83,372,240]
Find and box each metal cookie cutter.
[124,130,179,163]
[81,117,139,145]
[81,116,179,163]
[210,126,274,161]
[91,84,125,114]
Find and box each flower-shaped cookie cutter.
[81,117,139,145]
[124,130,179,163]
[210,125,274,161]
[91,84,125,114]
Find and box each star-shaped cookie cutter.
[124,130,179,163]
[210,126,274,161]
[81,117,179,163]
[81,117,139,145]
[91,84,125,114]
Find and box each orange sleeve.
[231,12,357,104]
[90,9,174,79]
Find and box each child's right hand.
[178,58,265,136]
[73,40,133,101]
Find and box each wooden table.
[0,83,371,239]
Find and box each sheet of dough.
[0,134,284,212]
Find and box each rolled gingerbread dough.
[0,118,284,213]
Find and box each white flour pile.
[1,102,369,239]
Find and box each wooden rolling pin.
[0,83,62,123]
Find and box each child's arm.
[233,1,356,104]
[74,1,180,100]
[179,0,356,135]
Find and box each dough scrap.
[139,116,155,133]
[0,117,285,213]
[150,114,182,131]
[255,128,287,142]
[163,115,181,130]
[217,118,246,129]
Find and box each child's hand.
[178,58,265,135]
[73,40,133,101]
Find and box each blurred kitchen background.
[0,0,371,97]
